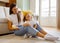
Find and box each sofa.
[0,6,10,34]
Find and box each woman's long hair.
[10,3,21,23]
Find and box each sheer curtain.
[41,0,49,17]
[50,0,56,16]
[41,0,56,17]
[35,0,57,27]
[35,0,39,16]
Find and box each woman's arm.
[8,20,13,31]
[8,20,19,31]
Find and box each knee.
[25,26,32,28]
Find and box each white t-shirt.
[7,14,23,26]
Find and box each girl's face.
[12,6,18,14]
[25,14,32,21]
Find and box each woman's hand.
[12,25,19,30]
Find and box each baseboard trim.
[0,32,14,36]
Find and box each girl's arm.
[23,22,31,27]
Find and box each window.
[50,0,57,16]
[41,0,49,17]
[35,0,57,17]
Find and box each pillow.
[4,7,9,17]
[0,6,5,18]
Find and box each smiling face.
[12,6,18,14]
[25,14,32,21]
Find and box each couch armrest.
[0,18,10,34]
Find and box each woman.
[7,3,58,41]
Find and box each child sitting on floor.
[22,10,59,41]
[23,11,38,38]
[23,11,37,29]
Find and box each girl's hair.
[23,11,33,22]
[10,3,21,23]
[23,15,26,22]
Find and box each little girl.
[23,10,59,40]
[23,11,37,29]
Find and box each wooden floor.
[0,27,60,43]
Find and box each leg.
[14,25,27,36]
[14,26,58,41]
[24,26,45,38]
[36,24,47,35]
[36,24,59,41]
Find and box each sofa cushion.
[0,6,5,18]
[4,7,9,17]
